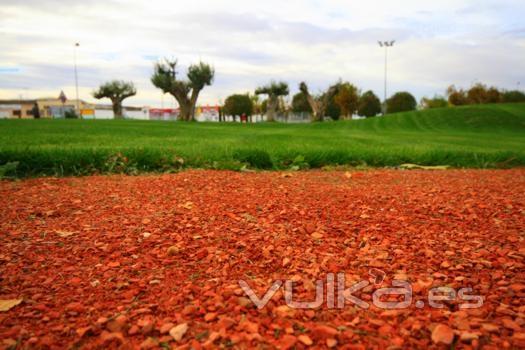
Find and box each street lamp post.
[74,42,81,118]
[378,40,395,114]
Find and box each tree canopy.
[421,95,448,109]
[223,94,254,118]
[334,82,359,119]
[93,80,136,119]
[299,82,339,122]
[151,59,214,121]
[255,81,289,122]
[502,90,525,103]
[386,91,417,114]
[291,92,312,113]
[357,90,381,118]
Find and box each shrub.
[386,92,417,114]
[421,96,448,109]
[502,90,525,103]
[233,149,273,169]
[64,110,79,119]
[223,94,253,117]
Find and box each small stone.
[204,312,218,322]
[326,338,338,348]
[431,324,455,345]
[502,318,521,331]
[76,326,92,338]
[460,332,479,342]
[128,325,139,335]
[280,335,297,350]
[169,323,188,342]
[140,337,158,349]
[106,315,128,333]
[298,334,313,346]
[96,317,108,325]
[167,246,179,256]
[237,297,252,307]
[481,323,499,333]
[311,232,323,239]
[160,322,174,334]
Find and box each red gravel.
[0,170,524,349]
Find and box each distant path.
[1,170,524,348]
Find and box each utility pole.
[74,43,81,118]
[378,40,395,114]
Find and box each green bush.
[233,149,273,169]
[421,96,448,109]
[223,94,253,117]
[386,92,417,114]
[357,90,381,117]
[502,90,525,103]
[64,110,79,119]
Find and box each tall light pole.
[74,42,80,117]
[378,40,395,114]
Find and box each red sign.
[59,90,67,104]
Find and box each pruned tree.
[93,80,136,119]
[255,81,289,122]
[151,59,214,121]
[299,82,339,121]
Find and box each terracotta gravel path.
[0,170,524,349]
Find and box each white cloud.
[0,0,524,106]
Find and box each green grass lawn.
[1,103,524,177]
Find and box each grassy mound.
[0,103,524,177]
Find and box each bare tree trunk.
[303,91,320,121]
[112,99,124,119]
[266,96,277,122]
[179,102,191,121]
[189,88,200,121]
[169,92,192,121]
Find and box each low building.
[0,99,38,119]
[36,98,92,118]
[0,98,92,119]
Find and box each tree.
[334,82,359,119]
[486,87,502,103]
[467,83,489,104]
[299,82,339,122]
[151,59,214,121]
[446,85,468,106]
[357,90,381,117]
[325,94,341,120]
[255,81,289,122]
[386,91,417,114]
[291,92,312,113]
[93,80,136,119]
[420,95,448,109]
[502,90,525,103]
[223,94,253,122]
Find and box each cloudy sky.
[0,0,524,107]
